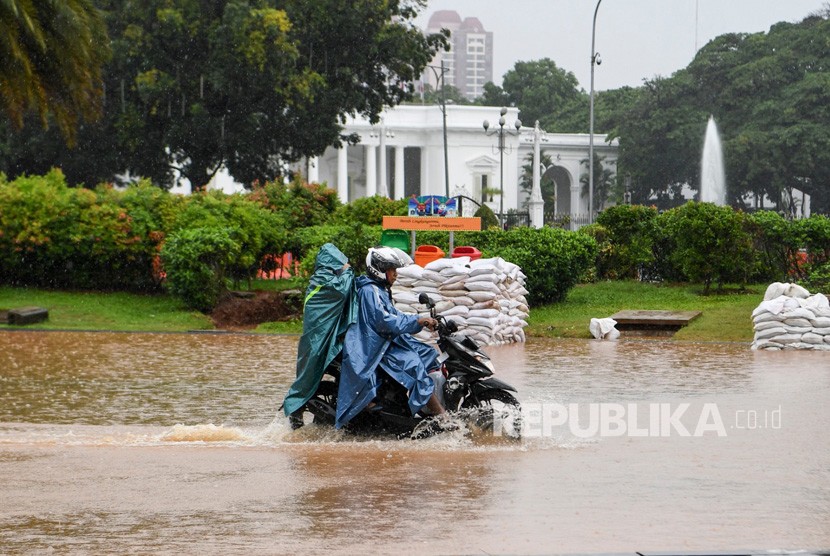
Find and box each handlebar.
[418,293,458,337]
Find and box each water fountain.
[700,115,726,205]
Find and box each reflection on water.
[1,330,829,554]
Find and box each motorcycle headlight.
[475,355,495,373]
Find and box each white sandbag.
[764,282,788,301]
[752,311,781,324]
[412,279,440,288]
[441,289,472,298]
[754,326,788,340]
[396,303,417,314]
[467,316,498,328]
[471,300,500,311]
[754,320,785,332]
[783,326,813,336]
[397,265,423,279]
[469,308,500,319]
[802,293,830,311]
[425,257,468,271]
[774,333,805,344]
[469,265,497,277]
[466,273,500,284]
[785,283,811,298]
[782,307,817,320]
[815,308,830,318]
[471,257,503,269]
[589,317,619,340]
[811,327,830,335]
[801,332,825,345]
[434,301,455,314]
[450,296,475,306]
[439,266,470,277]
[413,285,440,294]
[421,269,444,283]
[438,281,467,291]
[393,291,420,305]
[465,281,501,294]
[783,318,813,328]
[810,316,830,328]
[439,305,469,317]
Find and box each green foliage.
[248,177,340,242]
[800,261,830,294]
[498,58,583,133]
[746,210,800,281]
[294,223,382,278]
[0,170,165,290]
[172,191,287,286]
[794,214,830,267]
[479,227,597,305]
[1,0,110,145]
[474,204,500,230]
[658,202,754,293]
[330,196,407,226]
[160,227,240,312]
[1,0,446,189]
[593,205,658,279]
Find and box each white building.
[303,104,618,225]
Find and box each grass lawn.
[0,286,213,332]
[1,281,764,342]
[527,281,763,342]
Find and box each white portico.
[305,104,618,225]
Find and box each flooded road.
[1,330,828,554]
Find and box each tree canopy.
[0,0,110,145]
[1,0,446,189]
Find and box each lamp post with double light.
[588,0,603,224]
[483,107,521,226]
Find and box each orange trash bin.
[414,245,445,267]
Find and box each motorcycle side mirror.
[418,293,434,308]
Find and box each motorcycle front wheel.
[298,380,338,427]
[462,389,522,439]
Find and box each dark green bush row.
[583,203,830,293]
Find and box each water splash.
[700,115,726,205]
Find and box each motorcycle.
[294,293,522,439]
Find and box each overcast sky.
[414,0,827,91]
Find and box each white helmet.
[366,247,410,282]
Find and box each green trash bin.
[380,229,410,252]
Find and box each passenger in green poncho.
[282,243,357,425]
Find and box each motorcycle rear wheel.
[462,389,522,439]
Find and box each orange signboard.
[383,216,481,231]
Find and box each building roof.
[427,9,462,30]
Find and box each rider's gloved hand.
[418,317,438,331]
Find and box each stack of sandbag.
[392,256,529,345]
[751,282,830,351]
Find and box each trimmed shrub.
[172,191,287,286]
[746,210,800,282]
[248,177,340,229]
[160,227,240,311]
[658,202,754,292]
[594,205,658,279]
[474,204,500,230]
[0,170,169,290]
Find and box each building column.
[378,135,388,198]
[365,145,377,197]
[570,181,582,231]
[308,156,319,183]
[394,146,405,200]
[528,121,545,228]
[337,145,348,203]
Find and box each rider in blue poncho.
[335,247,445,429]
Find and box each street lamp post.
[589,0,603,224]
[483,107,521,227]
[426,61,451,198]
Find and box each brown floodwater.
[0,330,828,555]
